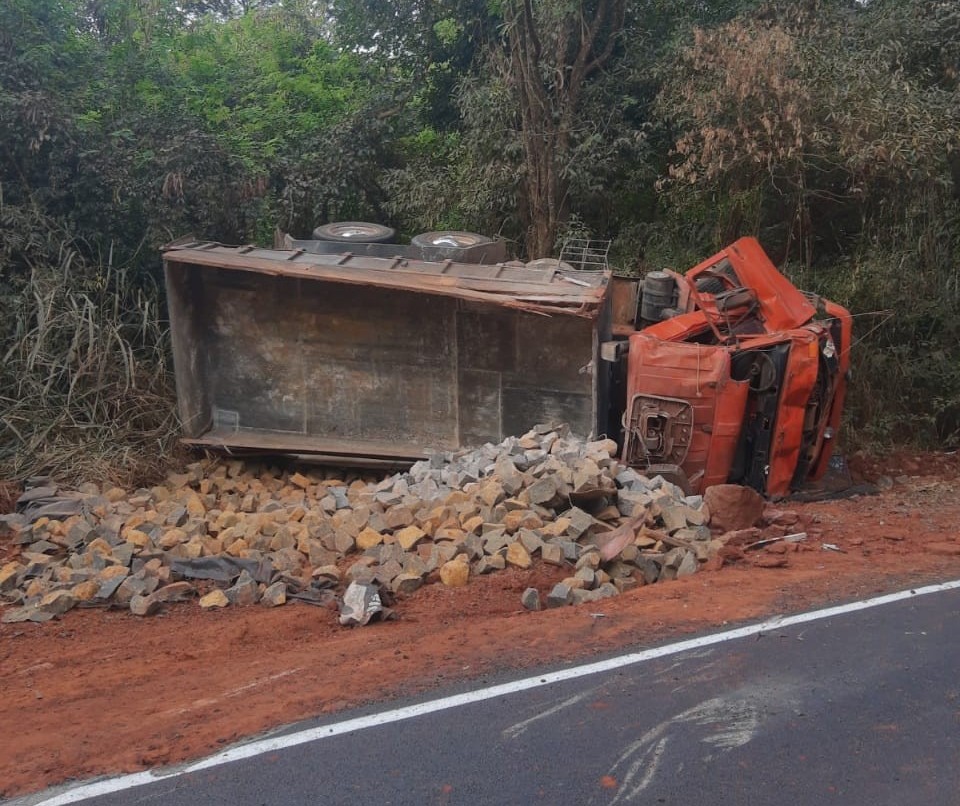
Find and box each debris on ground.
[338,581,393,626]
[0,425,814,623]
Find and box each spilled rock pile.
[0,425,747,624]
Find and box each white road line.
[29,578,960,806]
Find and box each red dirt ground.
[2,464,960,799]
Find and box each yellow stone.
[289,472,311,489]
[439,557,469,587]
[226,538,248,556]
[184,492,206,518]
[461,515,484,534]
[396,525,427,551]
[71,580,101,601]
[86,537,114,556]
[98,565,129,580]
[215,512,242,531]
[199,589,229,609]
[540,518,571,538]
[125,529,152,548]
[506,541,532,569]
[289,506,306,522]
[356,528,384,551]
[201,536,224,556]
[159,528,187,549]
[0,561,21,589]
[25,578,46,597]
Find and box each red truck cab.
[623,238,852,498]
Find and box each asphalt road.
[24,585,960,806]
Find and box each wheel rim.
[326,224,384,239]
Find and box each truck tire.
[312,221,397,243]
[411,230,493,249]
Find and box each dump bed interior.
[163,242,611,462]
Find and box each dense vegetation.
[1,0,958,482]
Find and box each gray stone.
[604,560,635,579]
[564,507,594,538]
[677,550,699,578]
[552,539,580,562]
[330,487,351,510]
[226,570,259,606]
[115,575,153,603]
[38,590,77,616]
[261,581,287,606]
[494,457,524,495]
[575,550,601,570]
[483,532,511,555]
[541,542,565,566]
[518,529,543,554]
[527,477,558,506]
[312,565,341,587]
[375,559,404,586]
[635,557,661,585]
[659,504,689,533]
[475,554,506,574]
[153,581,195,602]
[574,567,596,589]
[129,593,162,616]
[521,587,541,611]
[546,582,574,608]
[613,577,638,594]
[571,588,598,605]
[616,489,652,518]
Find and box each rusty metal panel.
[164,247,611,460]
[162,241,608,317]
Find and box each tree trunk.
[502,0,625,258]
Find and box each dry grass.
[0,245,180,488]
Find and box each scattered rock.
[505,541,532,569]
[439,557,470,587]
[261,581,287,607]
[129,593,162,616]
[704,485,765,531]
[0,425,725,622]
[225,570,259,606]
[521,587,541,611]
[199,589,229,609]
[546,582,574,608]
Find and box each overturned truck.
[162,235,850,499]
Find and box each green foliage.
[654,0,960,445]
[1,0,959,483]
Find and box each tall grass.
[0,243,180,487]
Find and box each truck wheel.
[411,231,492,249]
[312,221,397,243]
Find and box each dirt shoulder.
[2,473,960,799]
